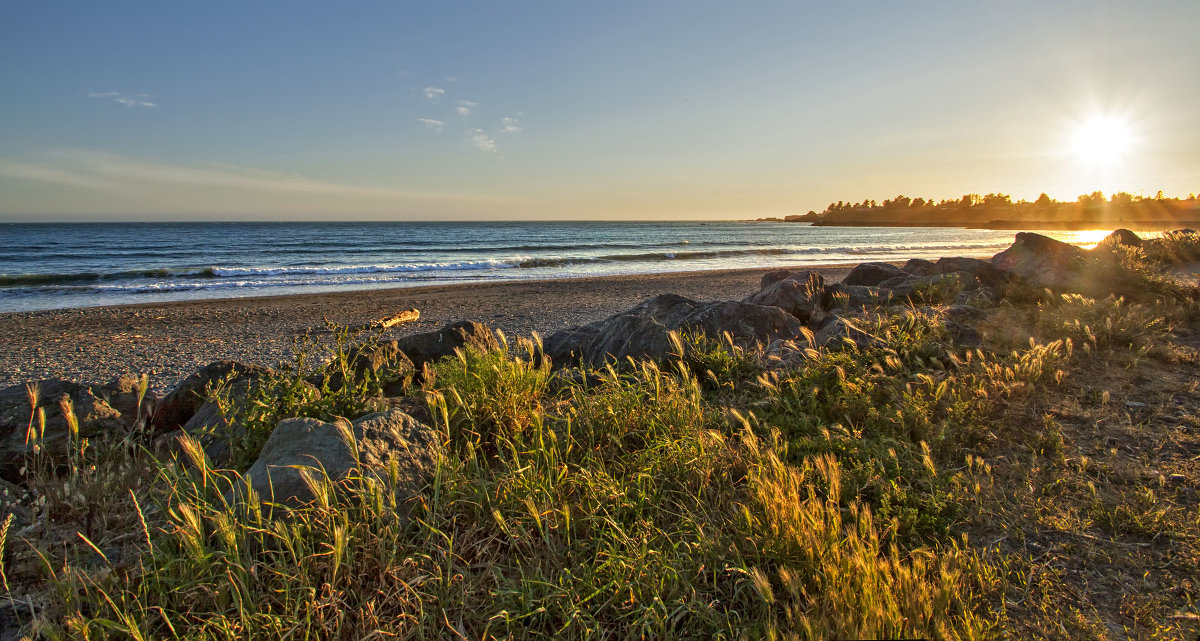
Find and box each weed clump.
[204,324,413,468]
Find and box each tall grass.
[16,328,1023,639]
[16,267,1196,639]
[203,324,413,468]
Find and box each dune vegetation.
[2,232,1199,640]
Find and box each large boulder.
[167,401,242,469]
[394,321,499,372]
[930,304,988,324]
[991,232,1086,290]
[167,377,323,469]
[813,316,883,351]
[153,361,273,432]
[880,272,973,303]
[941,320,982,348]
[317,342,416,394]
[902,258,935,275]
[760,269,796,290]
[0,379,125,482]
[544,294,802,368]
[762,338,809,370]
[932,256,1011,289]
[843,262,906,287]
[241,409,442,511]
[822,282,893,312]
[89,374,151,424]
[745,271,826,324]
[932,257,989,275]
[1097,228,1143,249]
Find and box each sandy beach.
[0,264,857,391]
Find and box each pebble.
[0,268,817,393]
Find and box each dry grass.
[2,262,1199,639]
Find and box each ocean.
[0,221,1115,312]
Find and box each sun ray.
[1067,112,1136,168]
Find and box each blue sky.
[1,1,1197,221]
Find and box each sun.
[1067,112,1136,168]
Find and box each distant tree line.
[781,191,1200,228]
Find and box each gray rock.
[760,269,796,290]
[241,409,442,510]
[395,321,499,372]
[0,379,125,483]
[0,380,78,437]
[813,316,883,351]
[931,256,1011,289]
[318,341,416,393]
[902,258,935,275]
[941,320,982,347]
[939,304,988,323]
[180,401,240,468]
[88,373,151,425]
[154,403,244,469]
[0,478,31,532]
[762,338,809,369]
[544,294,802,368]
[932,256,990,275]
[0,599,33,641]
[991,232,1087,290]
[746,270,826,323]
[886,272,972,302]
[154,361,273,432]
[954,287,996,306]
[843,262,906,287]
[823,282,893,312]
[175,377,322,468]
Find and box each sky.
[1,1,1197,222]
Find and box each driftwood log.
[320,309,421,333]
[371,309,420,330]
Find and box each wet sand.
[0,265,857,391]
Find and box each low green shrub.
[205,324,410,468]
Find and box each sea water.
[0,221,1115,312]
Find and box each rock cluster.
[0,228,1181,516]
[0,320,496,513]
[543,294,801,368]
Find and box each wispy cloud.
[0,149,510,203]
[501,116,522,133]
[422,86,445,99]
[416,118,445,132]
[455,100,478,116]
[471,129,497,152]
[88,91,156,108]
[0,159,132,194]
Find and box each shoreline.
[0,263,864,391]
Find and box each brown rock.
[153,361,273,432]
